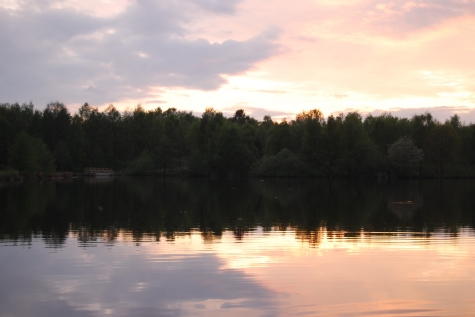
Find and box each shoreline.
[3,172,475,182]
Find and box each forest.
[1,102,475,178]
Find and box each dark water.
[1,178,475,316]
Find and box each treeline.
[1,102,475,177]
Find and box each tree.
[425,123,460,176]
[213,123,256,176]
[297,109,324,168]
[448,114,462,130]
[231,109,250,124]
[176,110,196,167]
[339,112,378,175]
[322,114,343,177]
[0,103,36,166]
[69,115,86,172]
[127,150,154,175]
[104,104,121,168]
[265,119,293,156]
[256,115,274,156]
[78,103,105,167]
[364,113,401,154]
[9,132,55,174]
[411,112,437,148]
[296,109,324,122]
[41,102,72,169]
[254,148,307,177]
[32,138,56,173]
[158,113,180,175]
[8,132,36,174]
[388,136,424,177]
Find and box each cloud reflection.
[2,227,475,316]
[0,243,279,317]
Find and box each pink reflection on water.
[207,228,475,316]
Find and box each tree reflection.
[295,227,326,247]
[1,178,475,247]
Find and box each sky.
[1,0,475,121]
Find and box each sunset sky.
[2,0,475,121]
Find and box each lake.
[1,178,475,316]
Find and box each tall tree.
[41,102,72,170]
[265,119,293,156]
[297,109,324,168]
[339,112,379,175]
[231,109,251,125]
[425,123,460,177]
[364,113,401,154]
[322,114,343,177]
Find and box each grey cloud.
[0,0,280,107]
[187,0,243,14]
[362,0,475,33]
[116,0,187,36]
[367,106,475,123]
[32,9,106,41]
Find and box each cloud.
[143,99,167,104]
[366,106,475,123]
[188,0,243,14]
[309,0,475,39]
[362,0,475,32]
[0,0,281,107]
[254,89,287,94]
[330,93,349,99]
[221,105,294,120]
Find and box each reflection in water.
[2,178,475,245]
[1,178,475,316]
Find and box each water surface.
[1,178,475,316]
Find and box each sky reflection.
[1,237,279,317]
[2,228,475,316]
[2,179,475,316]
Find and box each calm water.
[1,178,475,316]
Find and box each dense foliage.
[1,102,475,177]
